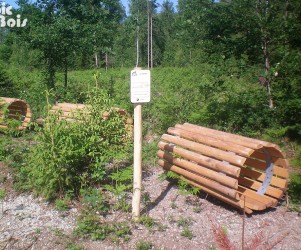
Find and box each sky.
[121,0,178,14]
[3,0,179,14]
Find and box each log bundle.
[0,97,32,130]
[49,103,133,135]
[157,123,289,214]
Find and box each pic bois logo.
[0,2,27,27]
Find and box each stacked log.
[0,97,32,130]
[157,123,289,214]
[49,103,133,136]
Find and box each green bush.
[0,188,5,200]
[20,88,131,199]
[0,136,12,161]
[289,173,301,203]
[135,240,153,250]
[0,62,17,97]
[75,210,131,241]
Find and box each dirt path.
[1,165,301,250]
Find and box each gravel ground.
[1,165,301,250]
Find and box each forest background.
[0,0,301,202]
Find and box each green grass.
[135,240,153,250]
[0,188,6,200]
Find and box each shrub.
[135,240,153,250]
[0,188,5,200]
[74,209,131,241]
[289,173,301,204]
[21,88,131,199]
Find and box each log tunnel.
[0,97,32,130]
[157,123,289,214]
[48,103,133,136]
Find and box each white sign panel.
[131,70,151,103]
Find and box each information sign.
[130,70,151,103]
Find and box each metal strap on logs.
[0,97,32,130]
[157,123,289,214]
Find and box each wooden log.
[239,166,288,189]
[179,123,261,149]
[237,186,277,207]
[55,103,86,109]
[183,178,252,214]
[158,141,240,177]
[181,123,284,157]
[244,158,289,178]
[170,126,254,157]
[157,150,238,189]
[237,193,268,211]
[157,123,289,212]
[51,104,133,124]
[250,150,289,168]
[238,176,284,199]
[161,134,246,166]
[158,159,239,200]
[0,97,31,130]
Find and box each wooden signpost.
[131,68,151,221]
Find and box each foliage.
[142,140,159,167]
[10,0,125,89]
[181,227,194,240]
[66,243,84,250]
[211,221,286,250]
[20,88,131,199]
[80,188,110,214]
[0,62,16,96]
[0,188,5,200]
[176,216,193,228]
[55,198,70,211]
[0,0,300,206]
[288,173,301,203]
[74,209,131,241]
[104,166,133,199]
[211,222,237,250]
[0,134,33,191]
[138,215,158,229]
[160,170,200,196]
[173,216,194,239]
[135,240,153,250]
[0,136,13,161]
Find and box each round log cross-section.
[0,97,32,130]
[157,123,289,214]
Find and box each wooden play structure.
[48,103,133,135]
[0,97,32,130]
[157,123,289,214]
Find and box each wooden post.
[132,103,142,221]
[130,67,150,221]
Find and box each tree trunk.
[95,52,99,68]
[147,0,150,69]
[263,39,274,108]
[64,51,68,89]
[150,8,153,69]
[47,54,55,90]
[105,53,108,71]
[257,0,274,108]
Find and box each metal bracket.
[257,148,274,195]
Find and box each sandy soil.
[0,163,301,250]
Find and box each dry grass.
[211,222,237,250]
[211,221,288,250]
